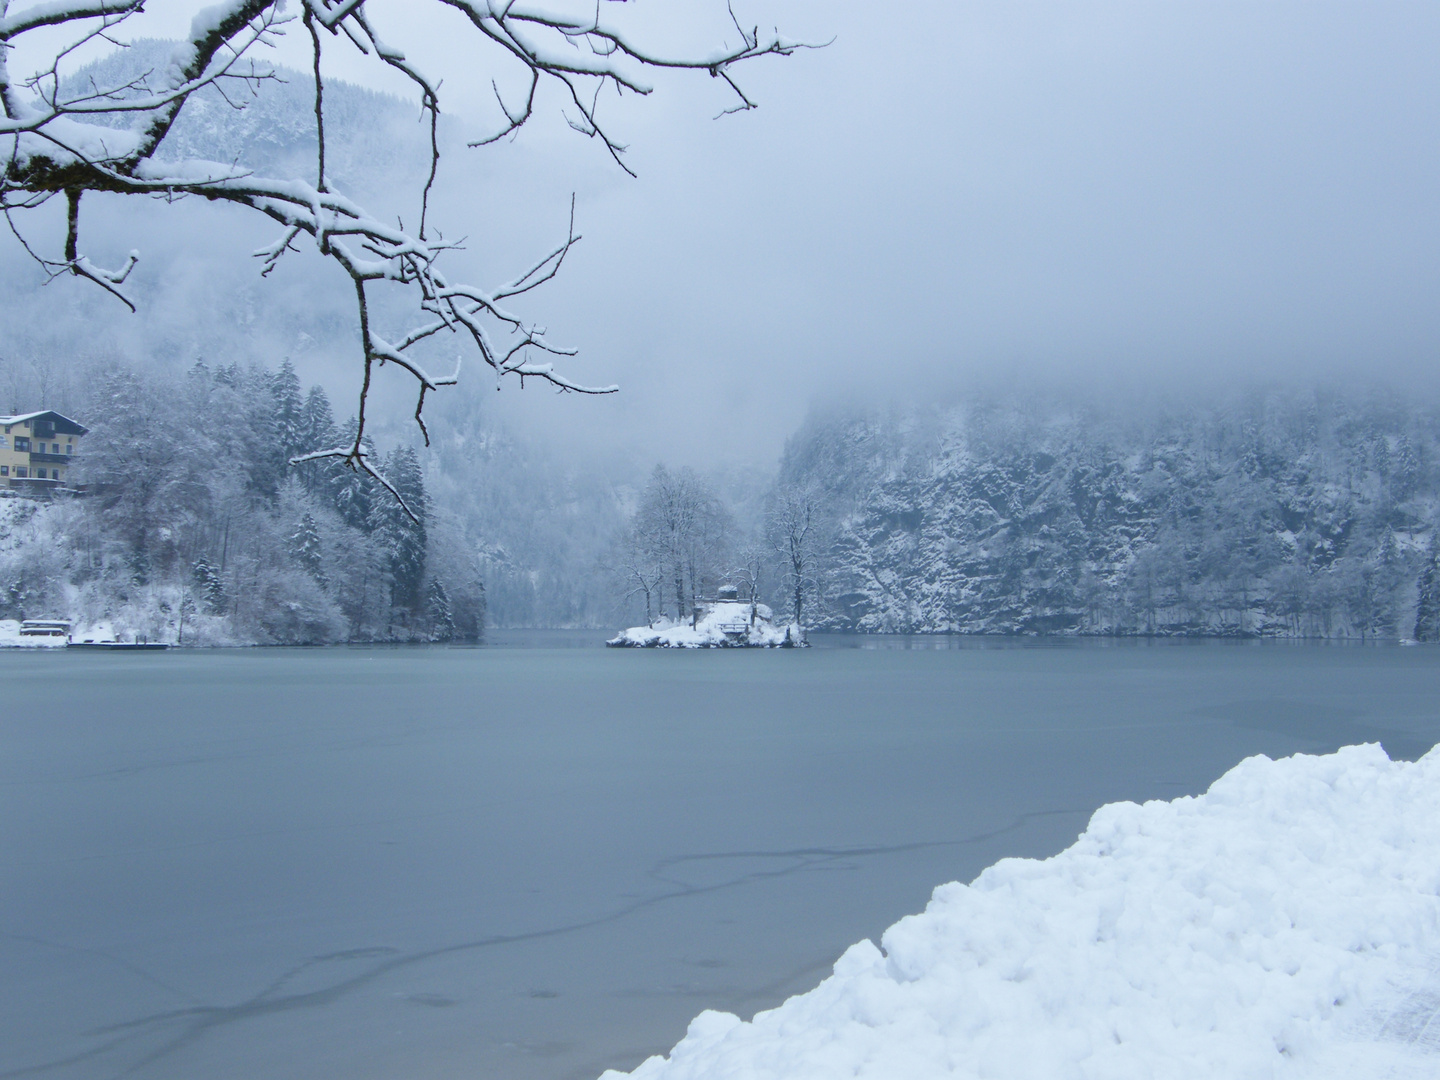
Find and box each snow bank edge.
[601,743,1440,1080]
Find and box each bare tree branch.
[3,0,819,490]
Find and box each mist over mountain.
[5,40,1440,640]
[0,43,619,637]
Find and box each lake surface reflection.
[3,637,1438,1080]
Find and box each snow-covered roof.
[0,411,87,435]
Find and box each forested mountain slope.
[783,389,1440,638]
[0,361,482,645]
[11,48,1440,641]
[1,44,614,636]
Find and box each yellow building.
[0,411,87,490]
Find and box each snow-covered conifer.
[368,446,426,612]
[330,419,376,532]
[294,386,339,494]
[289,512,325,586]
[1415,547,1440,642]
[271,360,305,462]
[191,555,229,614]
[425,578,453,642]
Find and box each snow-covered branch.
[290,442,421,524]
[442,0,822,173]
[0,0,142,38]
[3,0,816,469]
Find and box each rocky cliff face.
[782,390,1440,637]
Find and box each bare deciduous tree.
[610,523,665,627]
[731,539,765,626]
[1,0,815,507]
[633,464,731,621]
[767,481,822,630]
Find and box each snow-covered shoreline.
[605,744,1440,1079]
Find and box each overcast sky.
[10,0,1440,468]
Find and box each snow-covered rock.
[608,602,803,648]
[605,744,1440,1079]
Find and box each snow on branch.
[290,442,421,524]
[2,0,817,484]
[0,0,143,38]
[451,0,824,173]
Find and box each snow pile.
[608,602,802,648]
[605,745,1440,1080]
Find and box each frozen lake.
[4,637,1439,1080]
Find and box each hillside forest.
[3,46,1440,643]
[0,361,482,644]
[5,366,1440,644]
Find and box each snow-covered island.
[605,744,1440,1079]
[609,588,805,648]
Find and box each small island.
[608,586,805,648]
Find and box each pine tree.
[1415,547,1440,642]
[295,385,338,495]
[300,386,334,446]
[1394,435,1420,500]
[272,359,305,461]
[230,364,289,500]
[192,556,228,615]
[426,578,454,641]
[368,446,428,612]
[330,418,376,532]
[289,512,325,586]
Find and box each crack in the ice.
[2,806,1085,1080]
[646,809,1080,892]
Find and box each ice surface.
[605,744,1440,1079]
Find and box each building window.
[1,466,9,476]
[66,445,72,455]
[14,437,29,452]
[16,467,27,478]
[50,444,58,454]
